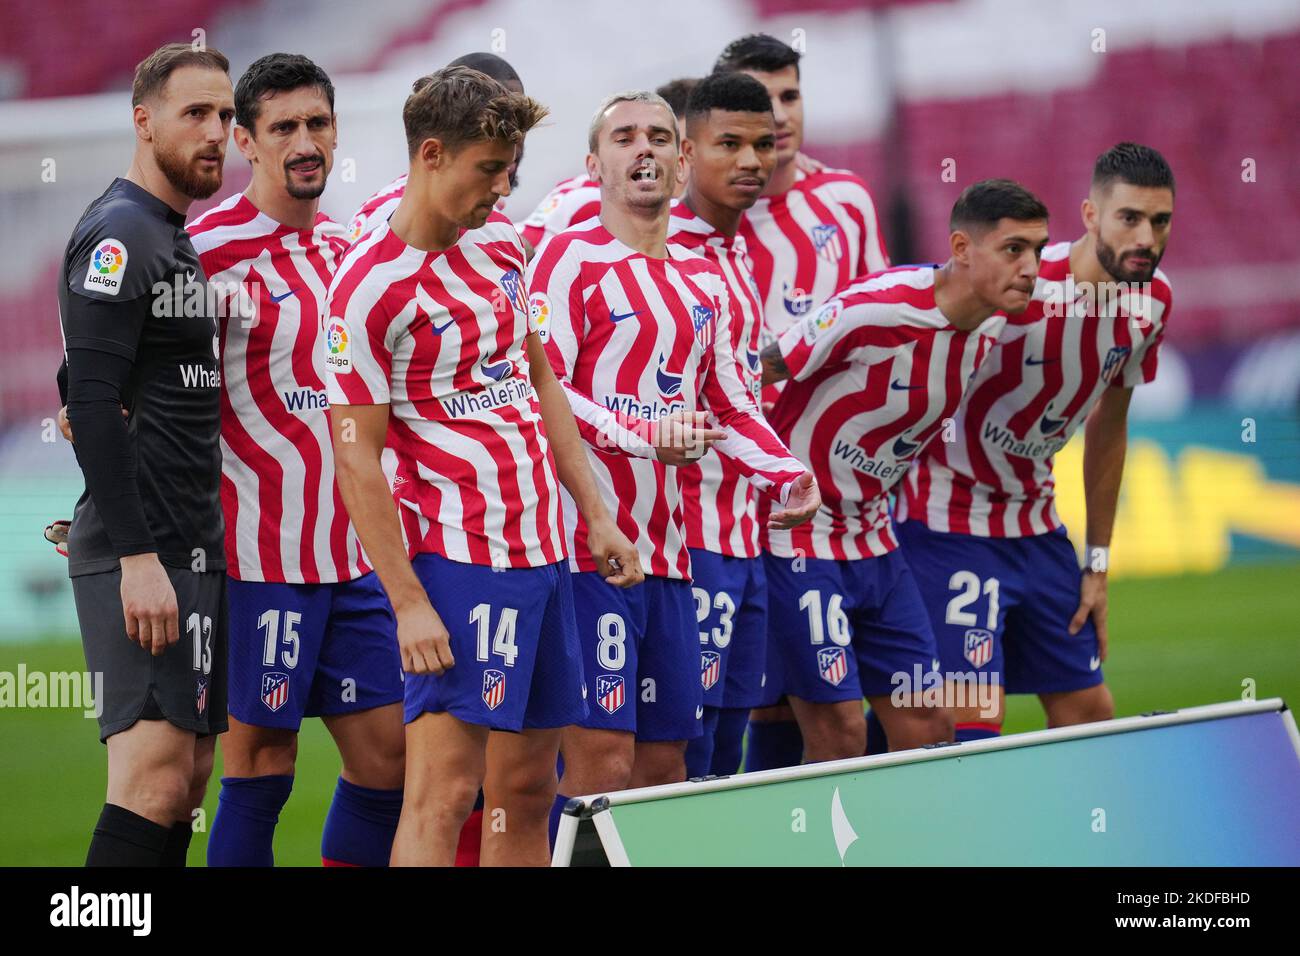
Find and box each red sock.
[454,809,483,867]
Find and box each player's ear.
[949,229,970,265]
[419,137,444,171]
[1081,196,1098,235]
[585,152,600,184]
[133,103,153,143]
[233,124,256,163]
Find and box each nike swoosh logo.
[610,309,643,323]
[429,317,456,335]
[270,289,297,303]
[890,379,925,391]
[1090,656,1102,671]
[1025,356,1058,366]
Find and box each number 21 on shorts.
[945,571,1000,629]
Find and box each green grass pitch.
[1,561,1296,865]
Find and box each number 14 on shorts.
[472,602,519,666]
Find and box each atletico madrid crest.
[482,669,506,711]
[817,647,848,686]
[811,223,841,262]
[195,676,208,716]
[261,672,289,713]
[1101,345,1131,383]
[964,628,994,668]
[596,674,625,714]
[701,651,721,691]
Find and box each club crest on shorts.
[817,647,848,686]
[482,669,506,711]
[701,651,721,691]
[195,676,208,716]
[261,672,290,713]
[595,674,625,714]
[964,628,994,668]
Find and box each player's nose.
[493,168,512,197]
[1133,218,1156,248]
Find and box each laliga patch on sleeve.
[323,316,352,372]
[803,299,840,343]
[528,292,552,339]
[83,238,128,296]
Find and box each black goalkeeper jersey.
[58,177,224,576]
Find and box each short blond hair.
[404,66,547,157]
[587,90,677,153]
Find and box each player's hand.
[767,472,821,529]
[587,516,644,589]
[653,410,727,467]
[395,597,455,676]
[1069,570,1109,661]
[57,404,127,444]
[44,519,71,558]
[119,553,179,656]
[794,152,826,175]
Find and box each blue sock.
[207,774,293,867]
[744,719,803,771]
[548,793,571,850]
[866,708,890,755]
[685,706,721,778]
[955,724,1001,743]
[709,707,749,776]
[320,777,403,867]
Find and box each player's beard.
[154,138,223,200]
[284,156,327,200]
[1096,235,1161,283]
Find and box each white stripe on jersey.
[325,213,565,569]
[347,173,408,243]
[526,221,804,580]
[898,241,1173,538]
[519,174,601,254]
[669,205,765,558]
[764,266,1004,561]
[740,166,890,343]
[188,194,365,583]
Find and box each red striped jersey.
[526,221,805,580]
[763,266,1006,561]
[323,211,565,569]
[667,205,766,558]
[347,173,514,244]
[519,174,600,252]
[346,173,408,243]
[740,167,890,344]
[187,194,365,584]
[898,241,1173,537]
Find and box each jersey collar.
[113,177,186,228]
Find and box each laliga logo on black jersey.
[83,238,127,295]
